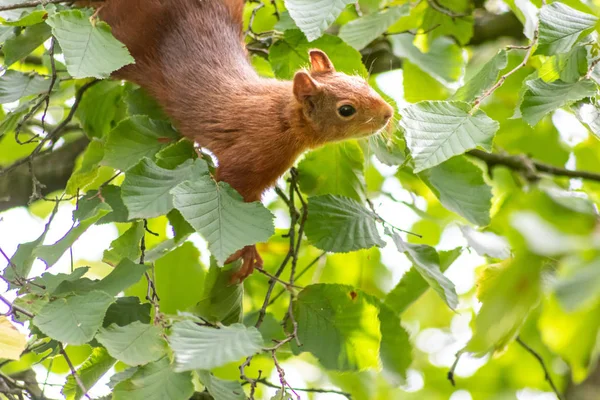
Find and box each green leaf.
[555,257,600,312]
[298,142,366,202]
[3,208,56,285]
[156,140,197,170]
[194,260,243,325]
[171,178,275,265]
[292,284,381,371]
[103,116,180,171]
[390,232,458,310]
[125,87,168,120]
[0,70,51,103]
[103,297,151,328]
[28,267,89,296]
[284,0,355,41]
[66,139,105,195]
[76,80,126,139]
[0,7,47,26]
[535,2,598,56]
[121,158,208,219]
[96,321,166,366]
[197,371,245,400]
[520,79,597,126]
[399,101,498,172]
[384,248,461,314]
[338,5,409,50]
[305,194,385,252]
[167,209,195,243]
[575,102,600,139]
[62,347,116,400]
[103,222,144,266]
[390,34,464,85]
[378,304,412,385]
[453,50,508,102]
[269,29,367,79]
[33,290,114,345]
[112,357,194,400]
[459,225,510,259]
[420,0,473,46]
[169,321,263,371]
[35,203,110,268]
[468,255,543,354]
[368,132,406,166]
[420,155,492,226]
[3,22,51,66]
[152,242,207,315]
[46,10,134,78]
[539,45,587,83]
[92,258,148,297]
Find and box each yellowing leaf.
[0,316,27,360]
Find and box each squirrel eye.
[337,104,356,118]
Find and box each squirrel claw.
[227,245,263,284]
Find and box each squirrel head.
[292,50,394,143]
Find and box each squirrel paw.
[226,245,263,284]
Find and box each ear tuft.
[309,49,335,73]
[293,71,319,102]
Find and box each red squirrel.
[93,0,394,281]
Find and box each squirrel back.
[99,0,394,280]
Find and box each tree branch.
[516,337,564,400]
[467,150,600,183]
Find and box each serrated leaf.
[420,0,473,46]
[194,260,243,325]
[390,34,464,86]
[575,102,600,138]
[66,139,105,195]
[76,80,126,139]
[125,87,168,120]
[269,29,367,79]
[399,101,498,172]
[103,222,144,266]
[460,225,510,259]
[28,267,89,296]
[35,203,110,268]
[197,371,245,400]
[390,232,458,309]
[368,132,406,166]
[46,10,134,78]
[92,258,148,297]
[103,116,180,171]
[453,50,508,102]
[468,255,543,354]
[33,290,114,345]
[113,357,194,400]
[305,194,385,252]
[0,70,51,103]
[298,142,366,202]
[384,248,461,315]
[171,178,275,265]
[62,347,116,400]
[539,45,587,83]
[103,297,151,328]
[339,5,409,50]
[535,2,598,56]
[169,321,263,371]
[555,257,600,312]
[0,6,47,26]
[377,304,412,385]
[520,79,597,126]
[420,155,492,226]
[292,284,381,371]
[284,0,355,41]
[121,158,208,219]
[3,22,51,66]
[96,321,166,366]
[156,140,197,170]
[0,316,27,360]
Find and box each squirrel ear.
[293,71,319,102]
[309,49,335,73]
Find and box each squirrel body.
[97,0,394,280]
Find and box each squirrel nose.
[383,104,394,121]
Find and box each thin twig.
[447,349,464,386]
[516,337,564,400]
[59,344,91,400]
[0,294,34,318]
[427,0,470,18]
[268,251,327,307]
[250,378,352,399]
[468,149,600,183]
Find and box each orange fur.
[95,0,394,280]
